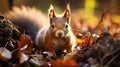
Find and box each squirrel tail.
[5,6,48,42]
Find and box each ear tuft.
[50,4,54,10]
[66,3,70,10]
[49,4,56,22]
[64,3,71,21]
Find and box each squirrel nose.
[58,33,62,36]
[56,30,65,38]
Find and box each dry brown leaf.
[77,35,91,48]
[0,47,12,62]
[12,49,29,63]
[17,34,33,54]
[29,54,49,66]
[77,33,99,49]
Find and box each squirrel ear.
[49,4,56,22]
[63,4,71,21]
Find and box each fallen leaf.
[18,34,33,55]
[12,49,29,63]
[0,47,12,62]
[50,59,78,67]
[29,54,49,66]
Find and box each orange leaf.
[17,34,33,54]
[50,59,78,67]
[77,35,95,48]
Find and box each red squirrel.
[6,4,77,54]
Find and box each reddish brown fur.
[6,5,77,54]
[36,4,77,54]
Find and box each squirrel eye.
[65,24,68,28]
[51,23,55,28]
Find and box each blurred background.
[0,0,119,40]
[0,0,120,31]
[0,0,120,21]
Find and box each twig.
[104,53,120,67]
[86,0,120,47]
[94,13,105,34]
[94,0,120,34]
[86,13,105,47]
[102,47,120,61]
[4,42,8,48]
[101,47,120,65]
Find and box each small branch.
[105,53,120,67]
[94,0,120,34]
[86,0,120,48]
[102,47,120,61]
[94,13,105,34]
[4,42,8,48]
[100,47,120,66]
[86,12,105,47]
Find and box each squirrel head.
[48,4,71,38]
